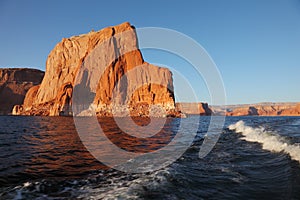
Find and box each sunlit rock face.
[14,22,176,116]
[226,103,300,116]
[175,102,212,116]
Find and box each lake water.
[1,116,300,199]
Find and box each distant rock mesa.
[175,102,212,116]
[0,68,44,115]
[226,103,300,116]
[13,22,176,116]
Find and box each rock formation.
[175,102,212,115]
[0,68,44,115]
[279,103,300,116]
[226,103,300,116]
[13,22,176,116]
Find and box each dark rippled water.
[1,116,300,199]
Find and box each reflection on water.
[0,116,179,185]
[100,117,176,153]
[0,117,106,185]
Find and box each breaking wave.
[229,120,300,163]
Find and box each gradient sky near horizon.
[0,0,299,105]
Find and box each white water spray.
[229,120,300,163]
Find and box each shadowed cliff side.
[0,68,44,115]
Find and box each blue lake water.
[0,116,300,199]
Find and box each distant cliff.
[175,102,212,116]
[13,22,176,116]
[225,103,300,116]
[0,68,44,115]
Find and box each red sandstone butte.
[12,22,176,116]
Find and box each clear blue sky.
[0,0,299,104]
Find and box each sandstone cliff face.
[175,102,212,116]
[226,103,300,116]
[280,103,300,116]
[0,68,44,115]
[296,103,300,113]
[14,22,175,116]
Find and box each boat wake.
[229,120,300,163]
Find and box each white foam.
[23,182,31,187]
[77,169,172,199]
[229,120,300,163]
